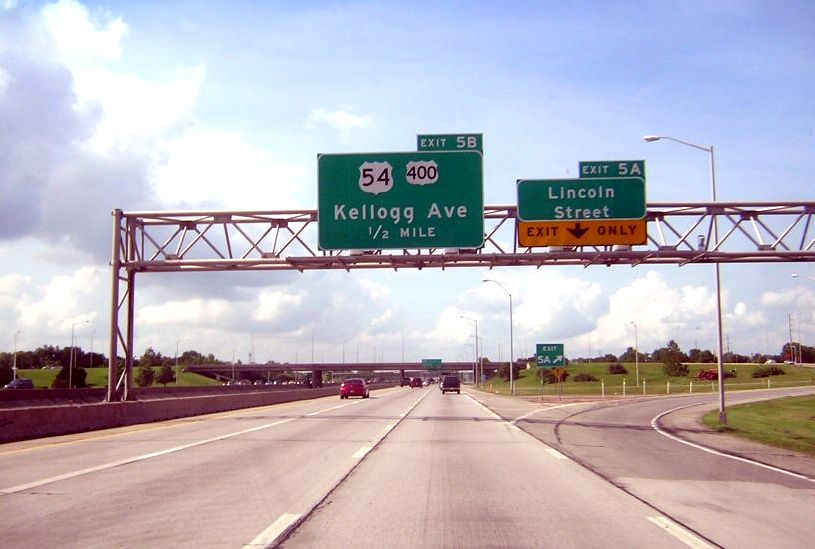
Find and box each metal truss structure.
[107,201,815,400]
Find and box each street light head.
[643,135,662,142]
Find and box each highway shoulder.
[656,400,815,479]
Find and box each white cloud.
[150,128,306,208]
[138,298,232,326]
[40,0,127,65]
[13,267,101,334]
[583,271,720,354]
[727,301,765,328]
[761,287,815,309]
[308,108,372,142]
[254,290,305,322]
[74,65,202,153]
[0,66,11,96]
[425,306,474,344]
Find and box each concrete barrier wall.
[0,384,394,443]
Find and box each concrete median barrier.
[0,384,393,443]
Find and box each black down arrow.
[567,223,590,239]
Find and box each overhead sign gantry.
[107,134,815,402]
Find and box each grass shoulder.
[13,367,220,388]
[702,395,815,456]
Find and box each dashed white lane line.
[244,513,302,548]
[0,417,298,495]
[305,401,361,416]
[651,404,815,483]
[647,516,715,549]
[1,400,369,495]
[248,390,432,547]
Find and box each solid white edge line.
[352,446,372,459]
[464,394,571,462]
[244,513,302,548]
[646,516,714,549]
[545,448,568,460]
[651,404,815,483]
[511,402,584,424]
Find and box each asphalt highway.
[1,385,812,548]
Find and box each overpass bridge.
[186,362,480,385]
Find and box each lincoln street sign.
[517,177,646,222]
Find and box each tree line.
[3,339,812,388]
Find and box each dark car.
[440,375,460,394]
[3,378,34,390]
[340,378,370,399]
[410,377,423,388]
[400,377,412,387]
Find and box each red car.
[340,378,370,399]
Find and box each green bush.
[136,365,155,387]
[662,359,689,377]
[752,366,785,378]
[573,372,598,382]
[607,363,628,375]
[539,369,569,384]
[51,366,87,388]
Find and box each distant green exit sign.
[536,344,564,368]
[422,359,442,370]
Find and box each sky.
[1,0,814,366]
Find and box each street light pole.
[628,322,639,386]
[175,339,180,385]
[69,321,88,389]
[460,315,479,386]
[483,279,514,395]
[12,330,20,380]
[645,135,727,424]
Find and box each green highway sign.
[422,358,442,371]
[579,160,645,179]
[417,133,483,153]
[536,343,564,368]
[517,177,646,222]
[318,151,484,250]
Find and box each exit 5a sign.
[579,160,645,178]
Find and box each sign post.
[318,151,484,250]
